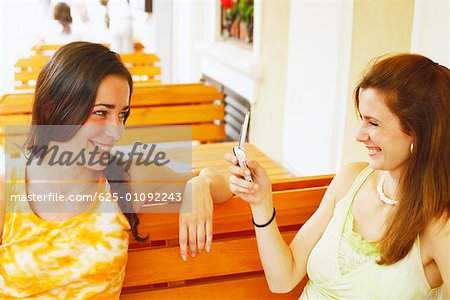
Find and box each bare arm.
[256,163,366,292]
[128,162,192,213]
[129,159,233,260]
[225,152,367,293]
[197,168,234,204]
[129,163,232,211]
[250,173,338,293]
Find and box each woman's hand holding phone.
[224,153,272,206]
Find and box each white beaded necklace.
[377,172,399,205]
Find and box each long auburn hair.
[26,41,147,242]
[355,53,450,265]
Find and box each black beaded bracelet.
[252,207,276,228]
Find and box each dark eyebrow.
[94,104,130,110]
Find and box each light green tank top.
[300,166,444,299]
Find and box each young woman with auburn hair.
[226,53,449,298]
[0,42,233,298]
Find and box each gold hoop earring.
[410,143,414,154]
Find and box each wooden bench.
[31,42,145,56]
[14,50,160,90]
[0,83,225,150]
[14,55,51,90]
[117,52,161,87]
[120,175,333,299]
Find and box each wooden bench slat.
[0,94,34,114]
[121,273,308,299]
[0,84,223,115]
[132,84,223,105]
[31,43,145,54]
[127,66,161,76]
[125,104,224,126]
[13,50,161,90]
[133,80,162,87]
[120,53,160,64]
[191,123,225,142]
[115,123,225,144]
[0,123,226,143]
[130,187,325,244]
[13,85,35,91]
[32,44,61,52]
[0,114,31,129]
[15,71,41,81]
[124,230,297,287]
[272,175,333,191]
[14,57,49,69]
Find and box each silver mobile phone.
[233,111,253,182]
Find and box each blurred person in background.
[38,2,82,45]
[103,0,134,54]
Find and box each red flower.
[221,0,235,10]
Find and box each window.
[220,0,254,44]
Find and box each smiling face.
[51,75,130,171]
[356,88,413,174]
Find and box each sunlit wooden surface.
[192,142,294,180]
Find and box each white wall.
[341,0,415,167]
[282,0,353,176]
[153,0,173,83]
[411,0,450,67]
[171,0,211,83]
[248,0,289,163]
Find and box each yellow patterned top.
[0,158,130,299]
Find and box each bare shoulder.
[424,214,450,244]
[331,162,369,205]
[309,162,368,217]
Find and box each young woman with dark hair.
[0,42,233,298]
[226,54,449,298]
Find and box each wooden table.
[192,142,293,181]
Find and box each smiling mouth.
[366,146,382,156]
[89,140,114,153]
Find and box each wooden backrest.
[14,50,161,90]
[31,42,145,56]
[120,53,161,87]
[14,55,49,90]
[0,83,225,144]
[121,176,333,298]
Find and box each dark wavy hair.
[355,53,450,265]
[26,41,148,242]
